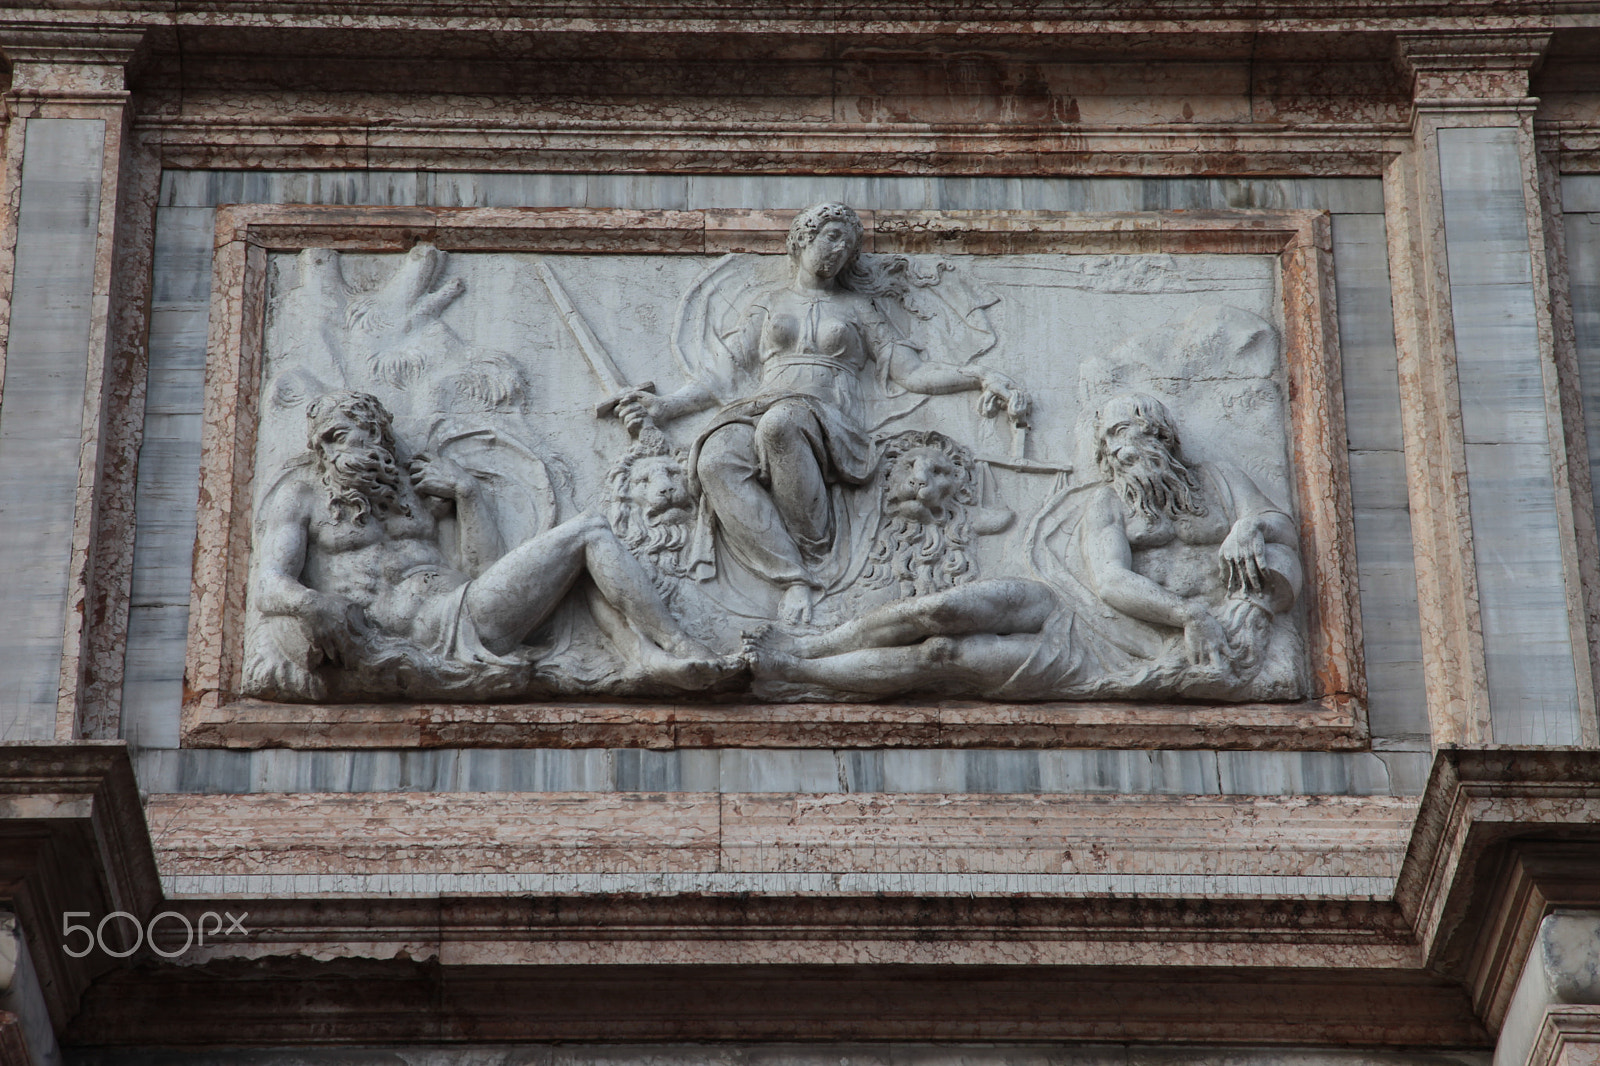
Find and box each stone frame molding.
[179,204,1366,751]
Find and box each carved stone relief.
[243,203,1307,704]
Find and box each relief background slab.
[179,206,1363,750]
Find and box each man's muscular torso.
[1106,466,1234,605]
[284,473,465,637]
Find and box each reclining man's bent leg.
[463,513,714,661]
[790,578,1055,660]
[751,632,1041,695]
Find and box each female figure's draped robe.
[689,289,902,591]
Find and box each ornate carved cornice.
[1396,31,1552,106]
[29,747,1600,1047]
[0,26,144,101]
[1501,912,1600,1066]
[1395,750,1600,1030]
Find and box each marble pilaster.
[0,28,143,742]
[1390,33,1597,746]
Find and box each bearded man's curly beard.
[1102,438,1207,522]
[610,491,694,580]
[317,440,409,524]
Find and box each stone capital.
[1,27,144,100]
[1396,31,1552,106]
[1496,912,1600,1066]
[1536,913,1600,1006]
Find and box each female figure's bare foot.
[780,582,817,626]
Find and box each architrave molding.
[14,748,1600,1048]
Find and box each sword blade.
[535,258,629,396]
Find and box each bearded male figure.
[245,391,740,701]
[1055,391,1304,697]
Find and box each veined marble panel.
[121,205,216,748]
[1438,127,1581,743]
[1566,203,1600,632]
[0,118,106,739]
[1563,175,1600,214]
[156,171,1387,215]
[1329,213,1427,743]
[132,746,1430,797]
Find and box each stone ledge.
[64,960,1490,1048]
[1396,750,1600,1029]
[185,694,1369,751]
[1499,913,1600,1066]
[144,790,1416,885]
[4,746,1594,1048]
[0,743,159,1032]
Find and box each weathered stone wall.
[0,9,1598,1063]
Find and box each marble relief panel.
[183,207,1361,748]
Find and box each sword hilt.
[596,381,657,421]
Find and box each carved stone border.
[180,205,1365,750]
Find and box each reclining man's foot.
[741,625,807,682]
[651,652,749,691]
[745,622,811,657]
